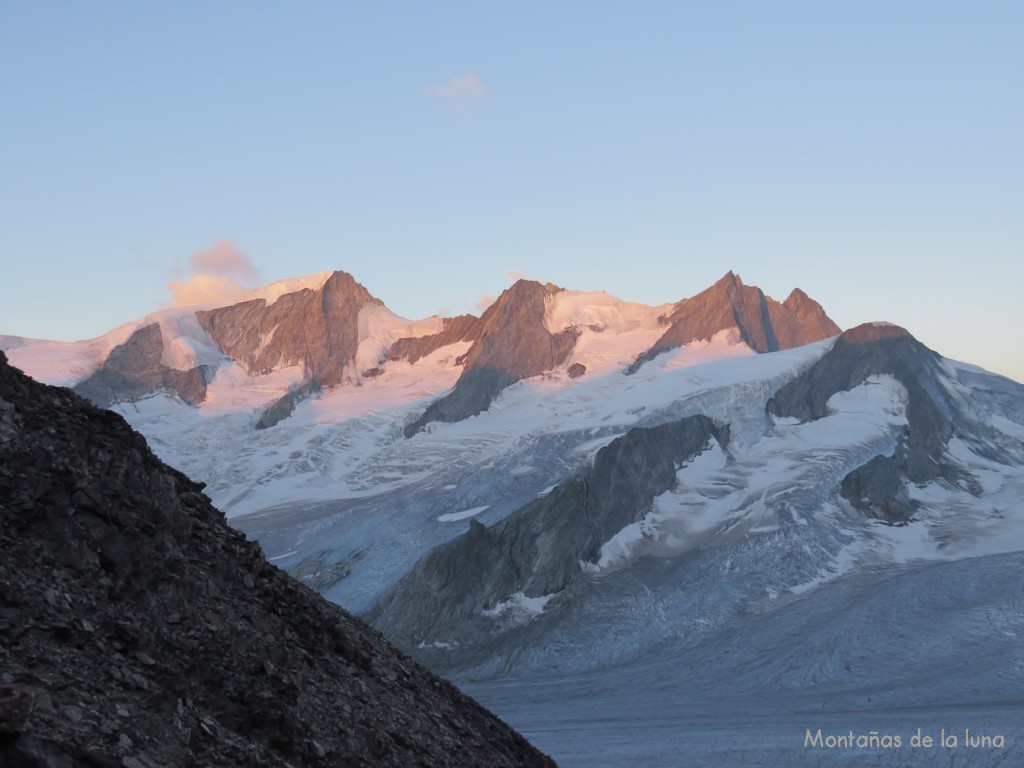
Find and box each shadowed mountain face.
[405,281,579,436]
[73,323,208,408]
[0,351,556,768]
[627,272,840,373]
[767,322,967,521]
[373,415,728,666]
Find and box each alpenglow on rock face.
[627,271,840,373]
[404,280,579,437]
[0,351,556,768]
[4,269,841,435]
[196,270,381,384]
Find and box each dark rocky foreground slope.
[0,351,555,768]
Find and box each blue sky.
[2,2,1021,381]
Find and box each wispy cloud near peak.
[424,72,488,112]
[165,239,261,308]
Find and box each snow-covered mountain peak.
[4,269,842,432]
[235,270,336,307]
[542,290,671,335]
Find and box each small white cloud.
[165,239,260,308]
[505,269,526,283]
[188,239,259,282]
[424,72,488,112]
[475,294,496,312]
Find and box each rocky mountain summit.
[627,271,839,373]
[3,270,841,436]
[767,322,972,521]
[404,281,578,437]
[0,351,555,768]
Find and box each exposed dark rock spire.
[627,272,840,373]
[405,280,578,436]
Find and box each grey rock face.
[628,272,840,373]
[766,322,966,521]
[0,351,556,768]
[389,314,481,364]
[197,271,385,428]
[372,416,728,654]
[767,287,842,350]
[73,324,208,407]
[405,281,578,436]
[197,270,381,386]
[255,379,321,430]
[566,363,586,379]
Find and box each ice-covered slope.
[368,325,1024,678]
[464,550,1024,767]
[378,324,1024,766]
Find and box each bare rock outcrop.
[766,322,970,522]
[197,270,380,385]
[405,281,578,436]
[389,314,482,365]
[373,415,728,666]
[627,272,840,373]
[73,324,208,408]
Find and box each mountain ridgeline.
[9,270,844,432]
[371,416,728,667]
[403,281,579,437]
[767,322,974,522]
[5,268,1024,766]
[626,271,840,373]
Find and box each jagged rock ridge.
[766,322,971,521]
[73,323,209,408]
[372,415,728,668]
[197,271,380,384]
[627,271,840,373]
[404,281,579,437]
[10,270,841,434]
[0,351,555,768]
[197,271,384,428]
[389,314,482,365]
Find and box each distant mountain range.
[5,269,1024,766]
[1,269,837,430]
